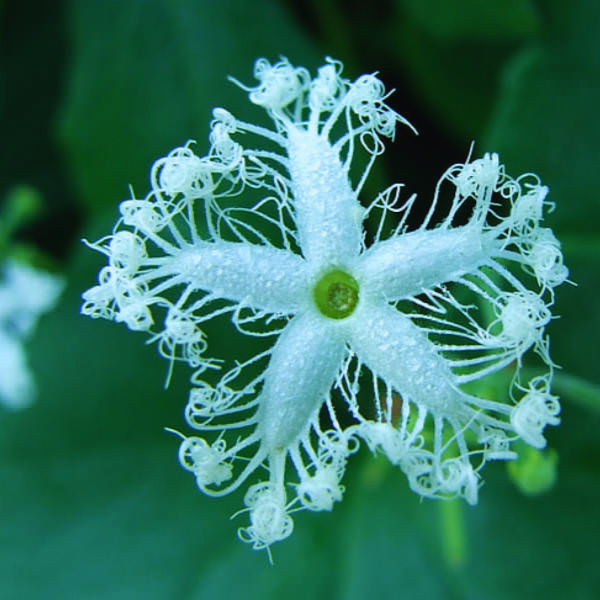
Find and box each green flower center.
[313,269,360,320]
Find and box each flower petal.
[286,128,362,267]
[256,312,347,450]
[355,226,486,301]
[172,241,309,313]
[348,301,467,419]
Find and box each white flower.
[81,57,567,554]
[0,259,64,409]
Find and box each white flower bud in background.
[0,259,63,409]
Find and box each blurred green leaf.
[397,0,540,41]
[555,256,600,381]
[485,46,600,233]
[554,372,600,414]
[389,1,538,140]
[57,0,320,213]
[561,233,600,259]
[543,0,600,66]
[0,442,233,599]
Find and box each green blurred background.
[1,0,599,598]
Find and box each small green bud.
[508,442,558,496]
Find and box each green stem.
[438,499,467,570]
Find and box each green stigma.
[313,269,360,320]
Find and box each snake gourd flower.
[81,57,568,555]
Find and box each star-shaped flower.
[82,57,568,556]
